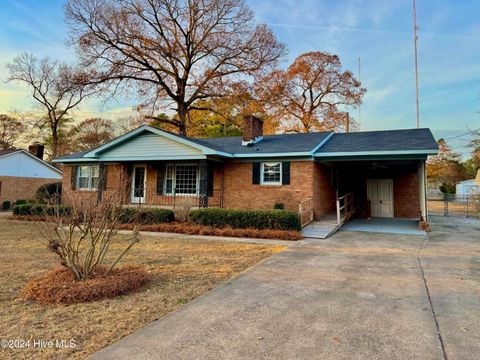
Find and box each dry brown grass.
[0,219,284,360]
[118,222,303,240]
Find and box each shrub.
[189,208,301,231]
[35,182,62,204]
[118,208,174,224]
[2,200,11,210]
[273,202,285,210]
[13,204,33,215]
[12,203,71,217]
[15,199,28,205]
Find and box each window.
[261,162,282,185]
[76,165,100,190]
[164,164,199,195]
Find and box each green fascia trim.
[97,155,207,161]
[52,158,99,163]
[315,154,430,162]
[315,149,438,157]
[231,152,314,158]
[310,132,334,153]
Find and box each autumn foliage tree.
[65,0,286,135]
[256,52,365,133]
[427,138,466,192]
[68,118,115,151]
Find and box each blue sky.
[1,0,479,156]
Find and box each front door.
[131,165,147,204]
[367,179,394,217]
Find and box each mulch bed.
[118,222,303,241]
[9,216,303,240]
[22,266,151,304]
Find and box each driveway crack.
[417,235,448,360]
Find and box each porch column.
[419,160,427,221]
[97,162,106,203]
[199,159,208,208]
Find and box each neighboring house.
[0,145,63,204]
[53,116,438,225]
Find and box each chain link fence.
[428,194,480,218]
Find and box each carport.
[308,129,438,238]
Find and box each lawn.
[0,219,285,360]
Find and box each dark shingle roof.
[54,151,89,160]
[187,132,331,154]
[315,128,438,154]
[0,149,20,156]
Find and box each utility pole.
[358,57,361,131]
[413,0,420,128]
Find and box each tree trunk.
[177,104,188,135]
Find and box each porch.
[95,159,225,209]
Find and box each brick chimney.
[242,115,263,146]
[28,143,45,160]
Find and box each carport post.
[419,160,427,221]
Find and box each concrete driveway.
[90,216,480,360]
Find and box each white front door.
[367,179,394,218]
[131,165,147,204]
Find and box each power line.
[444,128,480,141]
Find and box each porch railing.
[299,197,314,228]
[102,187,223,209]
[336,192,355,226]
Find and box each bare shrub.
[174,197,196,222]
[471,193,480,213]
[40,188,140,281]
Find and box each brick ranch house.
[0,145,63,204]
[53,116,438,227]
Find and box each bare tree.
[6,53,97,158]
[256,52,366,133]
[65,0,286,135]
[0,114,25,149]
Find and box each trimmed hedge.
[188,208,301,231]
[118,208,174,224]
[2,200,11,210]
[12,204,71,216]
[15,199,28,205]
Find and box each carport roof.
[314,128,438,157]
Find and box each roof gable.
[0,150,62,178]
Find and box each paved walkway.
[90,216,480,360]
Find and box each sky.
[0,0,479,157]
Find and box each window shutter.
[71,165,78,190]
[207,162,214,197]
[252,162,261,184]
[156,163,165,195]
[102,165,108,190]
[282,162,290,185]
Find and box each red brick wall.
[62,164,128,205]
[60,161,338,219]
[222,161,335,219]
[0,176,59,204]
[394,170,420,218]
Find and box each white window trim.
[260,162,282,186]
[76,165,100,191]
[163,163,200,196]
